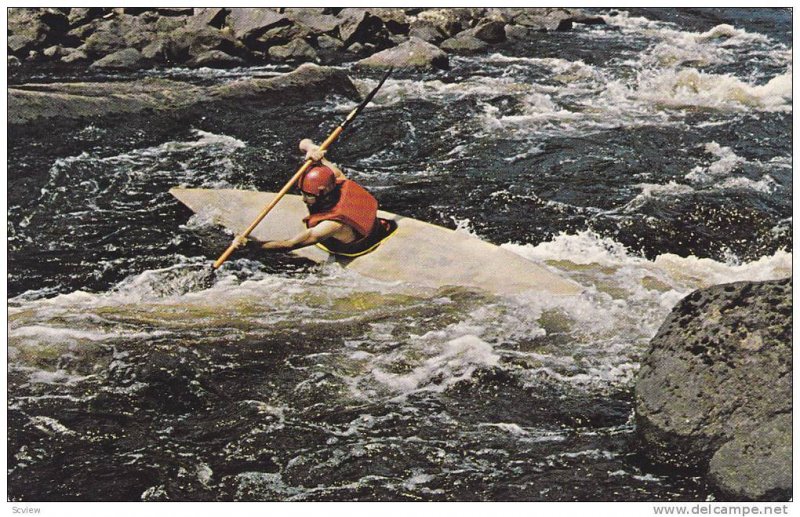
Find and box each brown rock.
[356,37,448,70]
[227,8,289,42]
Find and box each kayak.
[170,187,582,297]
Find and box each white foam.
[371,334,500,394]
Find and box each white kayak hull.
[170,187,582,297]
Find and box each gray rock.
[470,19,506,43]
[413,9,473,38]
[78,15,157,56]
[709,413,791,501]
[227,8,288,42]
[316,34,344,50]
[43,45,69,58]
[141,40,171,62]
[8,35,34,56]
[268,39,318,62]
[368,9,410,35]
[67,7,105,28]
[61,49,89,64]
[356,37,448,70]
[189,8,228,29]
[503,8,577,32]
[8,55,22,68]
[408,20,447,44]
[635,278,791,501]
[169,25,243,61]
[338,9,384,47]
[287,11,340,34]
[505,24,530,41]
[187,50,246,69]
[9,64,358,126]
[440,33,488,54]
[89,48,150,70]
[8,8,69,56]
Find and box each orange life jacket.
[304,179,378,242]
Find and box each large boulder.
[356,37,449,70]
[635,278,792,501]
[8,65,359,126]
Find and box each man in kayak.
[253,139,393,257]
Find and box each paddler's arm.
[260,220,344,252]
[299,139,346,179]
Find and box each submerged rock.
[356,37,448,70]
[635,278,792,501]
[187,50,246,69]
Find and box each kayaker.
[249,139,393,256]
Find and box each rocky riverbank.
[8,7,604,72]
[635,278,792,501]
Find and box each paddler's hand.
[299,138,326,162]
[231,235,249,249]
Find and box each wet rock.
[89,48,151,70]
[227,8,289,42]
[215,63,358,102]
[356,37,449,70]
[440,33,488,54]
[187,50,246,69]
[635,278,792,501]
[268,39,318,62]
[569,14,607,27]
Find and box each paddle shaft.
[212,68,393,269]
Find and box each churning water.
[7,9,792,501]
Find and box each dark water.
[7,9,791,501]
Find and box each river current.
[7,9,792,501]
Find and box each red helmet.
[299,166,336,195]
